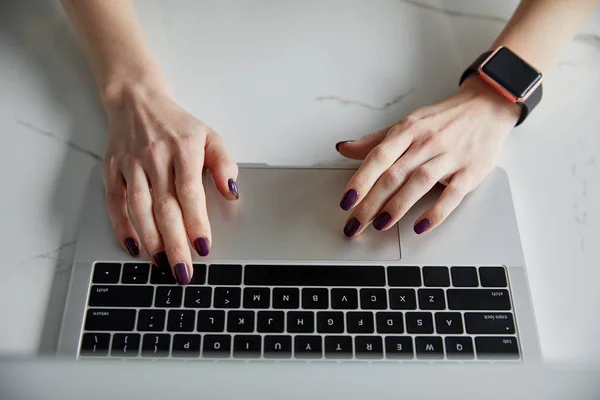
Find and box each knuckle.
[380,167,405,190]
[140,232,160,252]
[105,191,123,207]
[155,196,180,218]
[185,219,207,236]
[369,145,393,163]
[400,115,420,128]
[413,165,437,185]
[392,198,411,217]
[173,135,197,156]
[178,180,203,200]
[144,141,167,163]
[127,188,150,209]
[165,244,189,259]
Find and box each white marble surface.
[0,0,599,360]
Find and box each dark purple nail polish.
[228,178,239,199]
[194,237,210,257]
[414,218,432,234]
[153,251,170,268]
[174,263,191,285]
[124,237,139,257]
[343,217,361,237]
[335,140,354,152]
[340,189,358,211]
[373,212,392,231]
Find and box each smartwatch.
[459,46,543,126]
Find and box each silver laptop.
[56,164,541,363]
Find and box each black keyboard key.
[479,267,508,287]
[384,336,413,359]
[302,288,329,309]
[475,337,519,359]
[245,265,385,286]
[141,334,171,357]
[435,312,464,334]
[189,264,207,284]
[294,336,323,359]
[80,333,110,356]
[110,333,140,357]
[137,309,166,331]
[389,289,417,310]
[120,273,148,284]
[417,289,446,310]
[272,288,300,309]
[154,286,183,308]
[89,286,153,307]
[406,312,434,334]
[447,289,511,310]
[387,267,421,287]
[85,309,136,331]
[355,336,383,359]
[346,311,374,334]
[451,267,478,287]
[150,264,176,284]
[227,311,255,333]
[331,288,358,309]
[243,288,270,309]
[172,334,201,357]
[257,311,285,333]
[317,312,344,333]
[233,335,261,358]
[208,264,242,285]
[197,310,226,332]
[122,263,150,284]
[423,267,450,287]
[93,263,120,284]
[184,287,212,308]
[202,335,232,358]
[360,288,387,309]
[287,311,314,333]
[167,310,196,332]
[213,287,241,308]
[465,313,515,334]
[324,336,353,359]
[264,335,292,359]
[445,337,474,360]
[415,336,444,359]
[376,312,404,333]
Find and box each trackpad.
[204,167,401,261]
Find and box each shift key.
[447,289,511,310]
[89,285,154,307]
[85,309,136,331]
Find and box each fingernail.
[340,189,358,211]
[373,212,392,231]
[153,251,170,268]
[228,178,239,199]
[124,237,139,257]
[414,218,432,234]
[343,217,361,237]
[174,263,191,285]
[335,140,354,152]
[194,237,210,257]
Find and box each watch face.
[481,47,541,99]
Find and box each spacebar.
[244,265,386,286]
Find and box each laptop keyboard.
[80,264,520,361]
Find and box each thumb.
[204,130,239,200]
[335,127,389,160]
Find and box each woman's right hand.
[101,83,238,284]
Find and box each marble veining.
[315,88,416,111]
[397,0,509,23]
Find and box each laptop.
[56,164,541,362]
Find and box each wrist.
[459,75,522,124]
[100,71,172,112]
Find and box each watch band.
[459,51,542,126]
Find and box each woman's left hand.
[337,75,522,237]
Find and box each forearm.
[492,0,598,71]
[61,0,169,103]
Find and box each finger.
[345,147,436,236]
[148,160,194,285]
[102,163,140,257]
[335,127,389,160]
[340,122,417,211]
[124,163,165,261]
[352,154,453,236]
[204,131,239,200]
[413,170,473,234]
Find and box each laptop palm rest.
[204,167,401,261]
